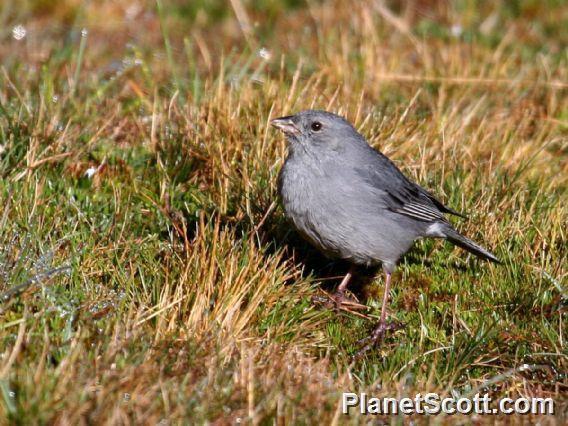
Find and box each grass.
[0,0,566,423]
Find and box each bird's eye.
[311,121,322,131]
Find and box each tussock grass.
[0,0,566,423]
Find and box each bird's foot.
[312,290,368,312]
[354,320,404,358]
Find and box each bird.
[270,109,500,352]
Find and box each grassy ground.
[0,0,566,423]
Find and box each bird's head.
[270,110,363,155]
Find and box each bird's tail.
[444,227,501,264]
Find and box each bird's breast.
[278,159,319,222]
[278,158,366,259]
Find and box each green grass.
[0,0,566,423]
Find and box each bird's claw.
[354,320,404,359]
[312,290,368,312]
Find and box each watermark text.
[342,392,554,415]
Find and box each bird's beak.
[270,116,300,136]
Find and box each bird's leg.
[329,265,369,311]
[377,270,391,329]
[313,265,367,311]
[333,265,354,300]
[356,271,402,356]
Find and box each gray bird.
[271,110,500,351]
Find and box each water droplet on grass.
[12,25,27,40]
[451,24,463,37]
[258,47,272,60]
[85,167,97,178]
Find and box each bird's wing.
[355,150,466,223]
